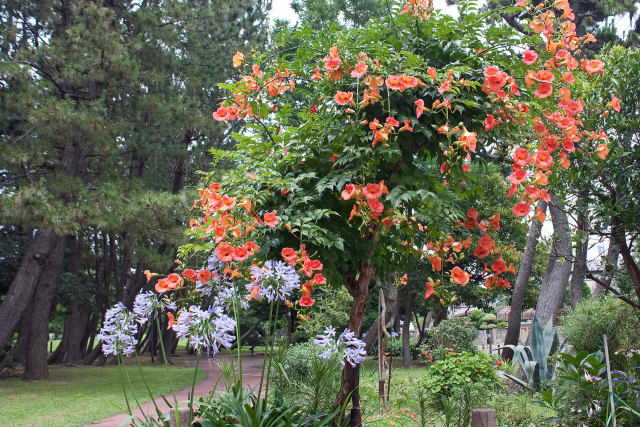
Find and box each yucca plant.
[500,315,564,391]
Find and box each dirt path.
[87,354,265,427]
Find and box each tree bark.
[22,235,66,380]
[362,280,398,351]
[0,229,61,351]
[401,280,415,368]
[334,258,376,426]
[592,239,619,298]
[534,194,572,329]
[503,200,548,360]
[49,236,90,365]
[611,216,640,302]
[570,203,589,308]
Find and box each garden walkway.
[87,354,265,427]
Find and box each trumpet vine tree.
[146,0,619,423]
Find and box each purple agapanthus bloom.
[171,305,236,355]
[132,291,156,325]
[314,326,366,367]
[98,303,138,357]
[246,260,300,303]
[340,329,367,367]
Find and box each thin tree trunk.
[401,280,415,368]
[534,194,572,329]
[0,230,61,350]
[362,280,398,351]
[592,239,620,298]
[611,216,640,301]
[22,235,66,380]
[570,204,589,308]
[502,201,547,360]
[334,258,377,426]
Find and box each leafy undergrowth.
[358,358,556,426]
[0,362,205,427]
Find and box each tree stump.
[169,406,190,427]
[471,408,496,427]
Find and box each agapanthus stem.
[155,310,178,406]
[189,352,201,420]
[117,355,132,415]
[232,296,243,389]
[264,302,280,398]
[257,302,274,398]
[122,355,149,422]
[134,349,162,417]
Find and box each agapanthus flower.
[132,291,157,325]
[98,303,138,357]
[247,260,300,303]
[171,305,236,355]
[314,326,366,367]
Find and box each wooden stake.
[471,408,496,427]
[603,334,617,427]
[169,406,190,427]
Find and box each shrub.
[271,341,342,414]
[419,317,478,362]
[561,297,640,357]
[540,350,640,426]
[370,336,418,357]
[420,351,497,399]
[469,310,485,322]
[420,351,497,422]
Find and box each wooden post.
[169,406,190,427]
[471,408,496,427]
[603,334,617,427]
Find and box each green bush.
[370,336,418,357]
[420,351,498,423]
[418,317,478,362]
[420,351,497,399]
[271,341,342,414]
[469,310,485,322]
[482,313,497,323]
[561,297,640,357]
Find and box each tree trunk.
[49,236,89,365]
[570,204,589,308]
[592,239,620,298]
[334,259,376,426]
[502,201,547,360]
[401,280,415,368]
[0,230,61,350]
[611,216,640,302]
[22,235,66,380]
[534,194,572,329]
[362,280,398,351]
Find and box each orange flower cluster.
[280,246,325,307]
[399,0,434,21]
[479,0,619,220]
[423,208,515,302]
[341,181,392,224]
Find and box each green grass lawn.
[0,362,205,427]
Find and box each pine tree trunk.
[0,229,61,351]
[22,235,66,380]
[534,194,572,329]
[570,205,589,308]
[502,201,547,360]
[49,237,89,365]
[402,280,414,368]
